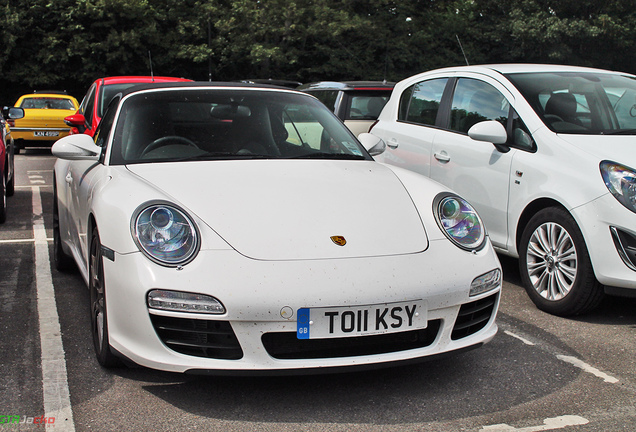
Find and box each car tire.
[53,188,75,271]
[519,207,604,316]
[6,166,14,197]
[0,169,6,224]
[89,227,121,367]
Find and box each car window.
[81,84,97,129]
[506,72,636,134]
[345,92,391,120]
[110,89,370,165]
[449,78,510,133]
[99,84,139,118]
[20,97,75,110]
[401,78,448,126]
[93,96,120,149]
[309,90,339,112]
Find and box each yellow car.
[12,91,79,153]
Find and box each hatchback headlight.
[132,202,199,266]
[600,161,636,214]
[434,193,486,251]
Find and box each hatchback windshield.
[506,72,636,134]
[110,89,370,164]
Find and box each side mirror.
[468,120,508,144]
[2,107,24,120]
[358,133,386,156]
[7,107,24,120]
[52,134,101,160]
[64,113,86,127]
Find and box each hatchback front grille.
[149,315,243,359]
[451,293,498,340]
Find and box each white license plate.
[33,131,59,137]
[297,300,427,340]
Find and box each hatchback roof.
[298,81,395,91]
[421,63,630,76]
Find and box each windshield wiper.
[602,129,636,135]
[289,152,367,160]
[175,152,274,161]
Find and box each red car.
[65,76,192,136]
[0,107,24,223]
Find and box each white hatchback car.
[370,64,636,316]
[52,82,501,374]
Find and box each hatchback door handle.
[65,173,73,184]
[434,151,450,163]
[387,138,399,149]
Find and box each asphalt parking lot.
[1,149,634,431]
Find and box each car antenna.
[456,35,470,66]
[148,51,154,81]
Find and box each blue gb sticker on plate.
[297,308,310,339]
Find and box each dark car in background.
[298,81,394,136]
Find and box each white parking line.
[503,327,620,385]
[0,238,53,244]
[32,186,76,432]
[504,330,535,346]
[557,355,620,384]
[481,415,589,431]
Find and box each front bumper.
[103,239,501,374]
[573,193,636,291]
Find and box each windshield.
[506,71,636,135]
[99,84,140,118]
[110,88,370,165]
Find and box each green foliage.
[0,0,634,104]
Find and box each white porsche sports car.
[52,82,501,374]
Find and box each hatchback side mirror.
[468,120,511,153]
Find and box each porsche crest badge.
[330,236,347,246]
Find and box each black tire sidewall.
[89,228,118,367]
[0,169,6,224]
[519,207,602,316]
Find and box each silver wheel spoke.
[526,221,578,301]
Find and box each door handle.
[65,173,73,184]
[387,138,399,149]
[434,151,450,163]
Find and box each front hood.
[127,160,428,260]
[15,109,72,128]
[556,134,636,166]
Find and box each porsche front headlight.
[434,193,486,251]
[132,202,199,266]
[600,161,636,214]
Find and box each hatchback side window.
[450,79,509,133]
[402,78,448,126]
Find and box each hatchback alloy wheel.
[519,207,603,316]
[526,221,577,301]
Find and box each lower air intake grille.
[451,293,498,340]
[149,315,243,359]
[262,320,441,360]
